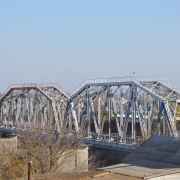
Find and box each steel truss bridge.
[0,77,180,150]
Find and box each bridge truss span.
[65,77,180,148]
[0,83,69,133]
[0,77,180,150]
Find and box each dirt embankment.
[18,171,140,180]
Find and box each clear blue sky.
[0,0,180,93]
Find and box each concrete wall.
[0,135,17,151]
[57,146,88,172]
[148,173,180,180]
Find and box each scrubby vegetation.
[0,133,103,180]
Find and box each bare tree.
[18,132,82,174]
[0,131,104,179]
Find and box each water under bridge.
[0,76,180,151]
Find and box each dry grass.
[18,171,141,180]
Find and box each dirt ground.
[19,171,141,180]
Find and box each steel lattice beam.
[0,83,69,134]
[0,77,180,150]
[65,77,179,147]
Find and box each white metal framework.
[0,77,180,150]
[65,77,179,149]
[0,83,69,134]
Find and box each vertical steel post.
[28,161,33,180]
[48,100,50,129]
[144,93,148,136]
[132,85,137,144]
[98,94,101,136]
[173,101,177,120]
[108,86,111,141]
[11,91,13,126]
[163,118,165,135]
[119,86,123,140]
[77,96,80,130]
[69,108,72,131]
[62,102,65,128]
[0,103,2,123]
[158,100,161,135]
[163,113,166,135]
[86,86,91,137]
[23,90,25,126]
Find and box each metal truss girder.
[0,84,68,134]
[163,101,177,136]
[70,82,135,101]
[68,78,179,143]
[158,81,180,98]
[119,86,124,138]
[133,82,164,101]
[111,97,121,137]
[1,77,180,150]
[147,99,155,135]
[100,87,109,135]
[136,99,147,138]
[89,98,98,134]
[70,81,166,102]
[69,102,78,133]
[123,87,133,141]
[1,86,52,101]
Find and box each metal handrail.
[77,131,141,144]
[0,83,70,101]
[40,83,70,97]
[71,76,164,95]
[71,76,180,96]
[0,84,39,100]
[1,77,180,100]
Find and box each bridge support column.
[144,93,148,137]
[157,100,161,135]
[162,102,166,136]
[163,116,166,135]
[119,86,124,141]
[132,85,137,144]
[77,96,80,131]
[69,109,72,131]
[86,87,91,138]
[97,94,101,137]
[108,86,111,141]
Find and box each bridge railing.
[136,77,180,92]
[0,83,70,101]
[39,83,70,97]
[71,76,180,96]
[159,80,180,92]
[77,131,142,144]
[0,84,39,100]
[71,76,165,96]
